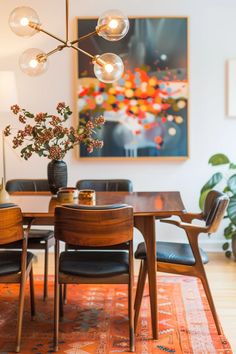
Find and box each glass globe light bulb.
[19,48,48,76]
[94,53,124,83]
[9,6,40,37]
[97,9,129,41]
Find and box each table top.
[10,191,186,218]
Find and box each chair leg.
[15,275,26,353]
[30,267,36,319]
[128,276,135,352]
[199,272,222,335]
[59,284,64,319]
[134,260,147,332]
[63,284,67,304]
[43,243,49,301]
[54,280,60,351]
[63,244,68,304]
[134,260,143,310]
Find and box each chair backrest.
[6,179,50,192]
[0,204,24,245]
[76,179,133,192]
[54,204,133,247]
[203,190,229,233]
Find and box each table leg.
[134,215,158,339]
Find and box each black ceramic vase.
[47,160,68,195]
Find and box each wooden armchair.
[0,204,35,352]
[54,204,135,352]
[5,179,54,300]
[134,190,229,334]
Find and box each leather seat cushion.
[135,241,209,265]
[27,229,54,240]
[59,251,129,277]
[0,251,34,276]
[2,230,54,249]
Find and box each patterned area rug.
[0,275,232,353]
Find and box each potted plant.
[4,102,105,194]
[199,153,236,259]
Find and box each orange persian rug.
[0,275,232,353]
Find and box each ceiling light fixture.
[9,1,129,83]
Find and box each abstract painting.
[77,17,188,158]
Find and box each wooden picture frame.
[77,17,189,159]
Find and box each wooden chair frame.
[54,205,135,352]
[134,191,229,335]
[0,206,35,353]
[5,179,54,300]
[63,179,133,303]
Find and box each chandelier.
[9,1,129,83]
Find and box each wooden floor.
[204,253,236,352]
[33,252,236,352]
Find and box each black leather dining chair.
[134,190,229,335]
[6,179,50,192]
[63,178,133,303]
[67,179,133,255]
[5,179,54,300]
[54,204,135,352]
[76,179,133,192]
[0,203,35,352]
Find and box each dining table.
[10,190,186,340]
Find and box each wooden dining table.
[10,190,186,340]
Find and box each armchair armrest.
[160,219,181,227]
[160,218,207,232]
[180,212,203,223]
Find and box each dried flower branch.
[4,102,105,160]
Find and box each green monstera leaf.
[199,189,211,210]
[227,196,236,226]
[227,174,236,194]
[223,186,230,193]
[229,163,236,169]
[200,153,236,257]
[208,153,230,166]
[200,172,223,194]
[222,242,230,250]
[199,172,223,210]
[224,223,235,239]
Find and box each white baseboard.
[198,240,225,253]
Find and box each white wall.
[1,0,236,251]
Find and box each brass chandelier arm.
[71,24,108,45]
[29,22,67,45]
[71,30,98,45]
[38,27,67,45]
[28,18,96,61]
[46,45,66,57]
[71,44,95,60]
[43,44,96,62]
[10,2,128,80]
